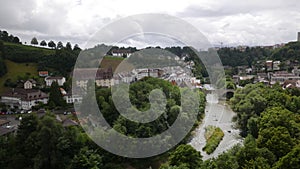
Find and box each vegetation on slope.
[0,60,38,93]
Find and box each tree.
[12,36,20,44]
[48,40,56,49]
[31,37,38,45]
[70,147,103,169]
[48,81,66,108]
[0,31,9,41]
[40,40,47,46]
[0,55,7,77]
[13,114,40,168]
[73,44,81,51]
[169,144,202,169]
[57,41,63,49]
[33,115,66,169]
[247,117,259,138]
[273,144,300,169]
[66,42,72,50]
[257,126,294,158]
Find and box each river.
[189,93,243,160]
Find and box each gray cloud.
[177,0,299,18]
[0,0,299,48]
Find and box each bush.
[203,126,224,154]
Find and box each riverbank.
[189,93,243,160]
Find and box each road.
[189,93,243,160]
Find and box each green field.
[0,60,38,93]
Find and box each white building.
[273,61,281,71]
[270,71,300,85]
[24,79,37,89]
[45,76,66,86]
[73,68,114,89]
[111,49,132,57]
[1,88,48,110]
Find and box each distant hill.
[271,41,300,61]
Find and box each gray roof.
[1,88,48,101]
[0,127,16,136]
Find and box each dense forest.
[202,83,300,169]
[0,41,7,77]
[272,41,300,61]
[159,83,300,169]
[0,77,206,169]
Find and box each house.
[39,71,49,77]
[0,119,10,127]
[232,75,255,85]
[270,71,300,85]
[111,49,132,57]
[62,119,79,127]
[0,126,16,136]
[190,77,201,88]
[45,76,66,86]
[73,67,114,88]
[282,80,300,89]
[24,79,37,89]
[114,72,135,84]
[0,88,49,110]
[273,61,281,71]
[255,73,269,84]
[135,68,163,80]
[266,60,273,71]
[60,88,83,104]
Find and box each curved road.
[189,93,243,160]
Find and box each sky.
[0,0,300,49]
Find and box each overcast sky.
[1,0,300,48]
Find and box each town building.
[60,88,83,104]
[73,67,114,88]
[38,71,49,77]
[45,76,66,86]
[0,126,16,136]
[269,71,300,85]
[266,60,273,71]
[0,88,49,110]
[111,49,132,57]
[135,68,163,81]
[273,61,281,71]
[282,80,300,89]
[24,79,37,89]
[0,119,10,127]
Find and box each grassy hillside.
[100,56,124,71]
[3,42,54,55]
[3,42,55,63]
[0,60,38,93]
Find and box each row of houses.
[1,76,79,110]
[1,61,198,110]
[233,69,300,89]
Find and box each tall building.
[298,32,300,42]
